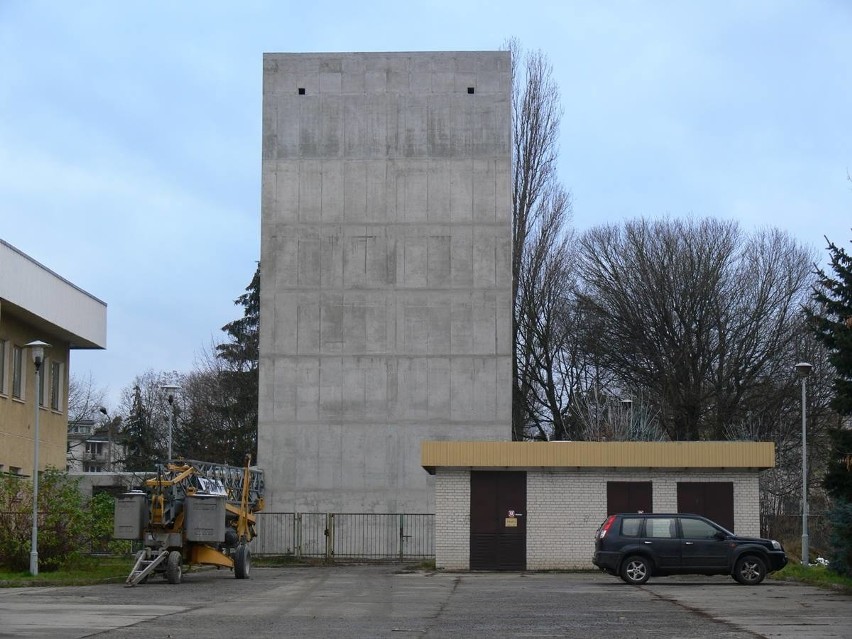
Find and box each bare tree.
[67,372,107,429]
[577,218,814,441]
[176,342,257,465]
[507,39,573,440]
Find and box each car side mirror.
[713,531,727,541]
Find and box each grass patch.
[0,555,131,587]
[771,562,852,594]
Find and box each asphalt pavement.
[1,565,849,638]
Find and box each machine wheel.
[733,555,766,585]
[620,555,651,585]
[234,544,251,579]
[166,551,182,584]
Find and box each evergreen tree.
[172,265,259,466]
[122,384,159,471]
[808,235,852,415]
[214,263,259,463]
[807,233,852,575]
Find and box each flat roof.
[0,239,107,349]
[421,441,775,474]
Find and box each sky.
[1,1,850,410]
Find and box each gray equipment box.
[114,493,147,540]
[185,495,226,542]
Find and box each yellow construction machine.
[114,456,264,586]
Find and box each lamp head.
[160,384,181,403]
[794,362,813,379]
[25,340,51,369]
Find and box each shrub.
[827,499,852,577]
[89,491,132,555]
[0,469,88,572]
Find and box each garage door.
[607,481,653,515]
[677,482,734,532]
[470,471,526,570]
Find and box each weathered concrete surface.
[258,52,512,513]
[1,569,850,639]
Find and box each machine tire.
[733,554,766,585]
[620,555,651,585]
[235,544,251,579]
[166,551,182,584]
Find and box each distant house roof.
[421,441,776,474]
[0,239,106,349]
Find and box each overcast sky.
[1,1,850,410]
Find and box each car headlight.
[771,540,782,550]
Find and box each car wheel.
[734,555,766,585]
[621,555,651,585]
[234,544,251,579]
[166,551,182,584]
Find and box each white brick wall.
[434,468,470,569]
[434,468,762,570]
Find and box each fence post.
[398,514,404,562]
[295,513,302,558]
[325,513,334,561]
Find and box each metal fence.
[763,513,831,557]
[250,512,434,561]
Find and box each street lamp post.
[621,399,633,437]
[160,385,181,461]
[99,407,112,472]
[25,340,50,576]
[795,361,813,566]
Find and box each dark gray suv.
[593,513,787,585]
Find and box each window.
[620,517,643,537]
[646,517,675,538]
[11,345,23,398]
[680,517,721,540]
[50,361,61,410]
[86,442,104,455]
[38,358,46,406]
[0,339,6,394]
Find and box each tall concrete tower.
[259,51,512,513]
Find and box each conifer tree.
[807,234,852,574]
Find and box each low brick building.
[421,440,774,570]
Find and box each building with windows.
[0,239,107,477]
[258,51,513,513]
[66,418,126,474]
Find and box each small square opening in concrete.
[298,87,306,95]
[467,87,475,94]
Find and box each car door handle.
[643,541,653,544]
[684,541,694,545]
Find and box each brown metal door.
[470,471,526,570]
[677,482,734,532]
[606,481,653,515]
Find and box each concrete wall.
[259,52,512,513]
[435,469,762,570]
